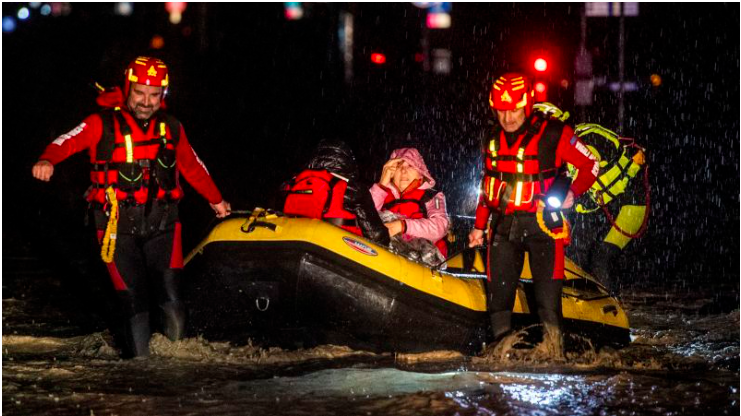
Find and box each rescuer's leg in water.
[486,233,525,342]
[157,269,186,341]
[103,232,152,358]
[143,215,187,342]
[528,231,565,357]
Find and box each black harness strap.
[95,111,180,160]
[96,110,117,163]
[494,155,540,162]
[484,168,559,183]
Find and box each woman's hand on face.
[380,158,402,187]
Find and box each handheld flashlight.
[545,174,572,209]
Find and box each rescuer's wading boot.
[124,312,151,358]
[159,269,186,341]
[538,308,564,359]
[159,300,186,342]
[490,310,513,342]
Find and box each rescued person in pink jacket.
[370,148,450,266]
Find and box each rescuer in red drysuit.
[32,56,231,358]
[468,72,598,353]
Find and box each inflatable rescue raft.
[182,209,630,354]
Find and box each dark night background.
[3,3,739,305]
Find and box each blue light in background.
[3,16,17,33]
[40,4,51,16]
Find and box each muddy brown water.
[3,257,739,415]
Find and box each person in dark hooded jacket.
[282,140,390,246]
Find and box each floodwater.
[3,257,739,415]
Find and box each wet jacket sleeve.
[557,125,599,197]
[404,191,450,242]
[369,183,390,210]
[175,125,223,205]
[38,114,103,164]
[474,191,492,230]
[346,181,391,246]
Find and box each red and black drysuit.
[38,88,223,357]
[474,113,598,341]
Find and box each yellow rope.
[101,187,119,263]
[535,201,569,240]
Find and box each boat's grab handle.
[602,305,618,315]
[242,221,278,233]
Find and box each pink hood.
[390,148,436,188]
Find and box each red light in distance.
[371,53,386,65]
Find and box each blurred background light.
[165,2,186,24]
[2,16,17,33]
[284,2,303,20]
[18,7,30,20]
[40,4,51,15]
[114,2,133,17]
[412,2,434,8]
[370,52,386,65]
[534,57,548,72]
[150,34,165,49]
[426,12,450,29]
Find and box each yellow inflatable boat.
[182,209,630,354]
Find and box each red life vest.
[381,184,448,257]
[283,169,361,236]
[88,109,182,205]
[482,115,564,214]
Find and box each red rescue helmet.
[123,56,169,101]
[488,72,535,116]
